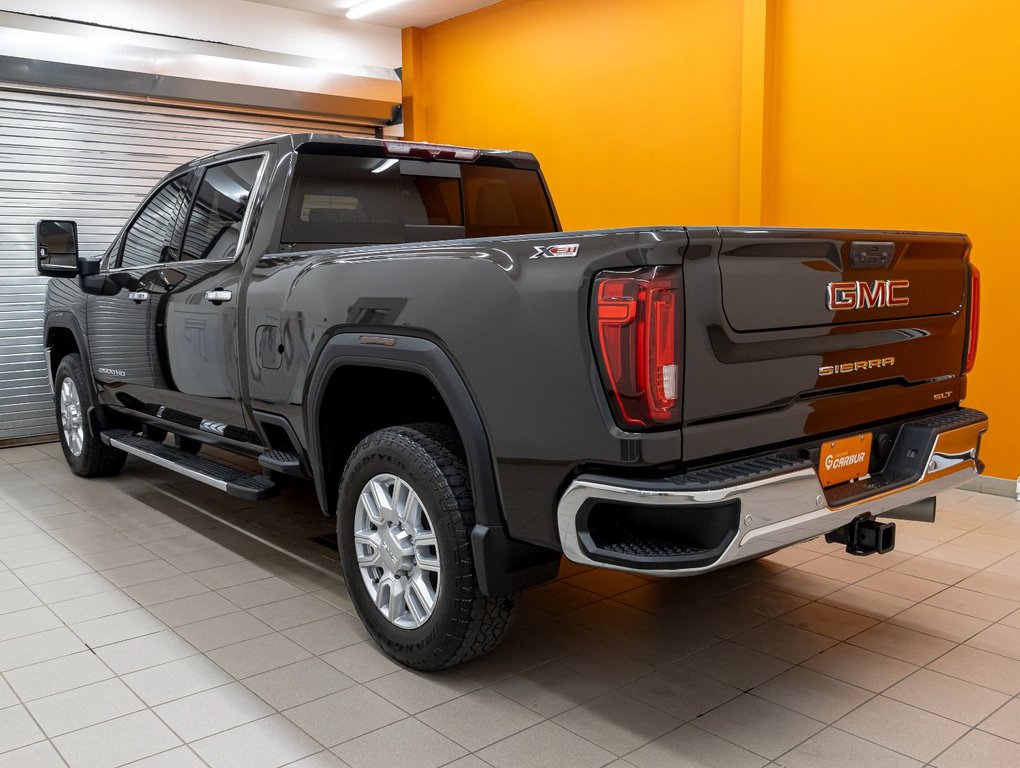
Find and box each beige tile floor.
[1,442,1019,768]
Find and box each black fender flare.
[304,332,559,595]
[304,333,499,526]
[43,314,111,434]
[43,314,95,397]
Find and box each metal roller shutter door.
[0,86,376,443]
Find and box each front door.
[152,152,267,443]
[87,172,192,417]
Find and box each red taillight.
[965,265,980,373]
[593,267,682,428]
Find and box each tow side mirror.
[36,220,80,277]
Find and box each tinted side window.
[281,155,403,246]
[180,157,262,261]
[119,174,190,269]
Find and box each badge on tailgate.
[819,433,872,487]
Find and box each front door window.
[119,174,191,269]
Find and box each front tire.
[337,424,516,670]
[53,354,126,477]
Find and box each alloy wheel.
[353,473,441,629]
[59,377,85,457]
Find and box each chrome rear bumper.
[557,408,988,576]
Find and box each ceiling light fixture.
[371,158,399,173]
[346,0,409,21]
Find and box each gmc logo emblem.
[827,280,910,311]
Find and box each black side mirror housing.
[78,257,124,296]
[78,257,101,277]
[36,220,80,277]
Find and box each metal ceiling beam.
[0,56,400,125]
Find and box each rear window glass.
[280,154,554,247]
[461,165,556,238]
[402,175,463,227]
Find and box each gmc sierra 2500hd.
[37,133,986,670]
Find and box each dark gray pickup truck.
[37,133,987,669]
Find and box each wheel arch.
[304,333,499,526]
[44,317,94,398]
[304,332,560,596]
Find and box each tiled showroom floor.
[1,442,1020,768]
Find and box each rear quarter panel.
[245,228,688,547]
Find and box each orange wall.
[764,0,1020,479]
[409,0,745,229]
[406,0,1019,479]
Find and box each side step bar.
[101,429,278,501]
[258,449,304,477]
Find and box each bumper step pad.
[826,406,988,508]
[100,429,277,501]
[662,453,813,491]
[599,537,709,559]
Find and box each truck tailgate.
[681,228,973,461]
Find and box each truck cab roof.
[188,132,540,169]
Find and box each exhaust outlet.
[825,517,896,556]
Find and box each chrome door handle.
[128,291,149,304]
[204,289,232,305]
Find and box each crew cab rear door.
[150,151,269,443]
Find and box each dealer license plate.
[818,432,872,488]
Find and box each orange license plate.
[818,432,872,488]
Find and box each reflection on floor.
[1,442,1019,768]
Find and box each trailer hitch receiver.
[825,517,896,556]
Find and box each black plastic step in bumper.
[100,429,278,501]
[576,498,741,570]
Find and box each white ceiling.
[245,0,503,29]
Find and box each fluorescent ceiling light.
[346,0,408,20]
[371,158,399,173]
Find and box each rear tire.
[53,354,126,477]
[337,423,516,670]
